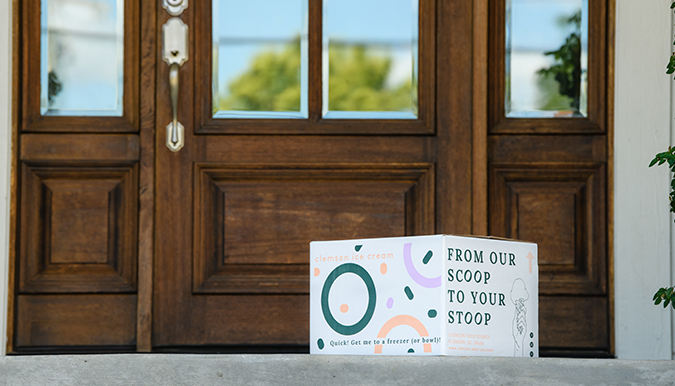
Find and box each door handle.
[162,17,188,152]
[167,62,183,152]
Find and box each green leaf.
[664,297,671,308]
[654,289,664,300]
[655,297,663,305]
[650,158,659,167]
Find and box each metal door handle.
[163,17,188,152]
[167,63,183,152]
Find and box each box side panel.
[310,236,444,355]
[444,235,539,357]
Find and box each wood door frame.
[135,0,158,352]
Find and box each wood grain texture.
[489,163,607,295]
[489,135,606,164]
[20,134,140,162]
[435,0,472,235]
[15,295,136,348]
[136,0,157,353]
[472,0,489,236]
[6,0,20,354]
[19,164,139,293]
[517,193,575,265]
[539,296,609,350]
[193,164,434,294]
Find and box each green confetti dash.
[355,245,362,252]
[422,250,433,264]
[404,286,414,300]
[317,339,324,350]
[428,309,437,318]
[407,348,415,353]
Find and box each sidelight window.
[40,0,124,116]
[505,0,588,118]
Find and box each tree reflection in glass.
[322,0,418,119]
[212,0,308,119]
[506,0,588,118]
[212,0,418,120]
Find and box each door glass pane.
[323,0,418,120]
[506,0,588,118]
[40,0,124,116]
[212,0,308,119]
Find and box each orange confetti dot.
[380,263,387,274]
[340,304,349,313]
[314,268,320,277]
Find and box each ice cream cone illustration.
[510,278,529,357]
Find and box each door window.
[40,0,124,116]
[322,0,418,119]
[212,0,308,119]
[505,0,588,118]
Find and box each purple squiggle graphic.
[403,243,441,288]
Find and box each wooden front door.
[151,0,473,350]
[10,0,612,356]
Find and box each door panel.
[192,164,433,294]
[19,164,138,293]
[16,295,136,349]
[11,0,143,352]
[490,162,607,295]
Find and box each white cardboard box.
[310,235,538,357]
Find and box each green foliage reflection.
[218,40,302,112]
[216,41,415,114]
[327,44,414,112]
[537,10,582,112]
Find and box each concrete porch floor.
[0,354,673,385]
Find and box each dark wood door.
[10,0,612,356]
[151,0,474,350]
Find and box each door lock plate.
[162,0,187,16]
[162,17,188,66]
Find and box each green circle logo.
[321,263,376,336]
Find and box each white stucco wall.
[0,0,11,357]
[614,0,674,360]
[0,0,673,359]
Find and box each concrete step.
[0,354,674,385]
